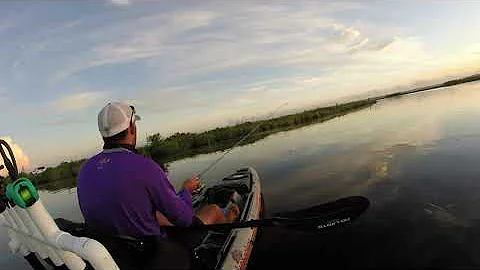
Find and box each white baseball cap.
[98,102,141,138]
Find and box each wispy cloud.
[53,10,219,82]
[45,1,453,97]
[50,4,380,83]
[0,86,9,106]
[0,21,13,36]
[42,117,88,127]
[328,23,396,53]
[0,95,7,105]
[52,91,110,112]
[109,0,130,6]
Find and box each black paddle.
[164,196,369,232]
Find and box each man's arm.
[143,161,194,227]
[156,211,174,226]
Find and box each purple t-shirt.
[77,148,193,237]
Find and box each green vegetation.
[441,74,480,87]
[141,99,376,166]
[23,160,85,191]
[24,99,375,190]
[379,73,480,100]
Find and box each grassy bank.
[141,99,376,166]
[27,98,376,189]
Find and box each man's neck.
[103,142,136,152]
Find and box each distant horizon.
[1,1,479,169]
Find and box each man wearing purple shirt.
[77,102,239,240]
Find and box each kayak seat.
[204,185,247,213]
[55,218,195,270]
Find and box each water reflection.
[3,83,480,268]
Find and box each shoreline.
[29,73,480,189]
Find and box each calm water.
[3,82,480,269]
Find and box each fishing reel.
[0,140,41,210]
[192,183,207,196]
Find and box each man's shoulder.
[129,153,160,169]
[115,152,166,181]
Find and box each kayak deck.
[188,167,263,270]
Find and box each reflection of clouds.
[374,160,388,179]
[424,203,468,228]
[169,85,480,213]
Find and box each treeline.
[21,160,85,191]
[142,99,376,165]
[442,74,480,87]
[380,73,480,100]
[26,98,376,190]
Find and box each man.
[77,101,239,240]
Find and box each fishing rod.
[0,139,18,181]
[0,139,49,270]
[195,102,289,180]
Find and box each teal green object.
[5,183,14,203]
[6,178,39,209]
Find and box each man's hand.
[156,211,174,226]
[225,204,240,222]
[182,177,201,193]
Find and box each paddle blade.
[270,196,370,231]
[164,196,369,232]
[275,196,370,219]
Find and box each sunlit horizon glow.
[0,1,479,168]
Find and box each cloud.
[0,22,13,36]
[52,91,109,112]
[0,96,7,107]
[328,23,395,54]
[0,86,9,106]
[331,23,362,43]
[57,6,454,137]
[42,117,88,127]
[109,0,130,5]
[50,4,374,82]
[0,137,30,175]
[52,10,219,82]
[45,1,460,101]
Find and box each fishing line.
[195,102,289,180]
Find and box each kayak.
[54,167,264,270]
[1,140,369,270]
[190,166,264,270]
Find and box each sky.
[1,1,480,170]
